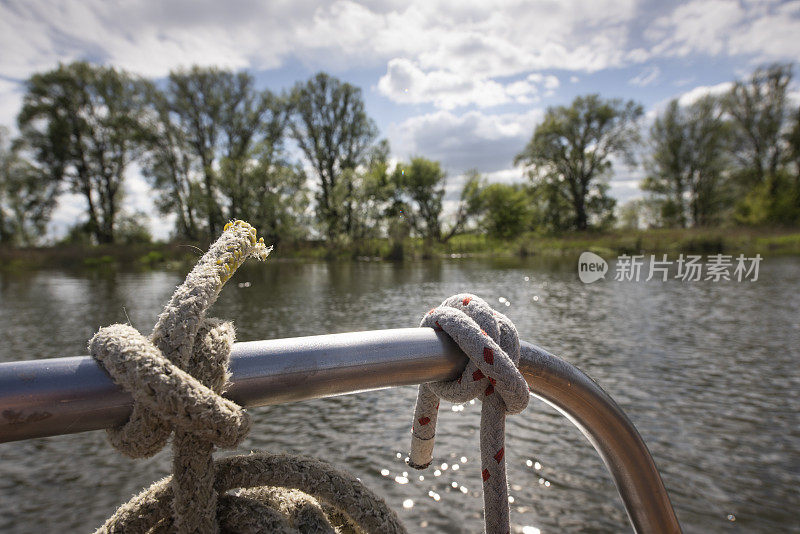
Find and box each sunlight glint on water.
[0,257,798,533]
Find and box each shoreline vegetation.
[2,227,799,271]
[3,63,800,266]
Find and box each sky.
[1,0,799,240]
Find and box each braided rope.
[89,221,405,534]
[409,294,530,534]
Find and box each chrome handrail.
[0,328,681,533]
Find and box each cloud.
[676,81,733,107]
[0,79,23,130]
[647,0,745,57]
[0,0,639,118]
[0,0,639,81]
[645,0,800,61]
[377,59,510,109]
[3,0,797,119]
[728,1,800,59]
[642,81,734,125]
[629,66,660,87]
[609,179,645,204]
[378,61,559,108]
[389,108,544,173]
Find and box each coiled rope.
[89,221,404,533]
[89,221,530,534]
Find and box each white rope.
[409,294,530,534]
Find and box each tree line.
[1,62,799,248]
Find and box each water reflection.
[0,257,798,532]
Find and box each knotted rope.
[89,220,405,534]
[409,294,530,534]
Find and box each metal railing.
[0,328,681,533]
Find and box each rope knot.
[89,221,406,534]
[410,293,530,534]
[89,320,249,455]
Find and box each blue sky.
[1,0,799,239]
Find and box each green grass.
[2,226,799,271]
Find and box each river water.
[1,256,798,533]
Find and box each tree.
[0,127,57,245]
[515,94,642,230]
[725,64,792,189]
[642,96,732,227]
[392,158,446,241]
[446,169,484,238]
[232,140,310,244]
[289,73,378,241]
[785,105,800,185]
[18,62,148,243]
[218,76,287,223]
[151,67,297,240]
[476,183,532,238]
[166,67,230,236]
[616,198,664,230]
[343,140,398,242]
[139,83,202,239]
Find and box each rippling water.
[1,257,799,533]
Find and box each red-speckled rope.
[409,294,530,534]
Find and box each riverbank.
[2,227,799,270]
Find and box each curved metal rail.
[0,328,681,533]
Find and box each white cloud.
[0,80,23,131]
[3,0,797,121]
[676,82,733,107]
[728,1,800,59]
[0,0,640,119]
[645,0,800,61]
[629,66,660,88]
[642,81,735,126]
[378,61,559,109]
[483,167,526,185]
[377,59,510,109]
[0,0,640,81]
[647,0,745,57]
[389,108,543,173]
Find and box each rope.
[409,294,530,534]
[87,219,530,533]
[89,220,405,534]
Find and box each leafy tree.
[289,73,378,241]
[724,63,800,225]
[233,141,310,244]
[218,76,287,222]
[476,183,532,238]
[166,67,229,235]
[152,67,298,240]
[0,128,57,245]
[786,105,800,185]
[725,63,792,189]
[392,158,446,241]
[526,179,573,233]
[447,169,485,237]
[139,83,202,239]
[642,96,732,227]
[515,94,642,230]
[616,198,664,230]
[18,62,149,243]
[343,140,398,242]
[115,212,153,244]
